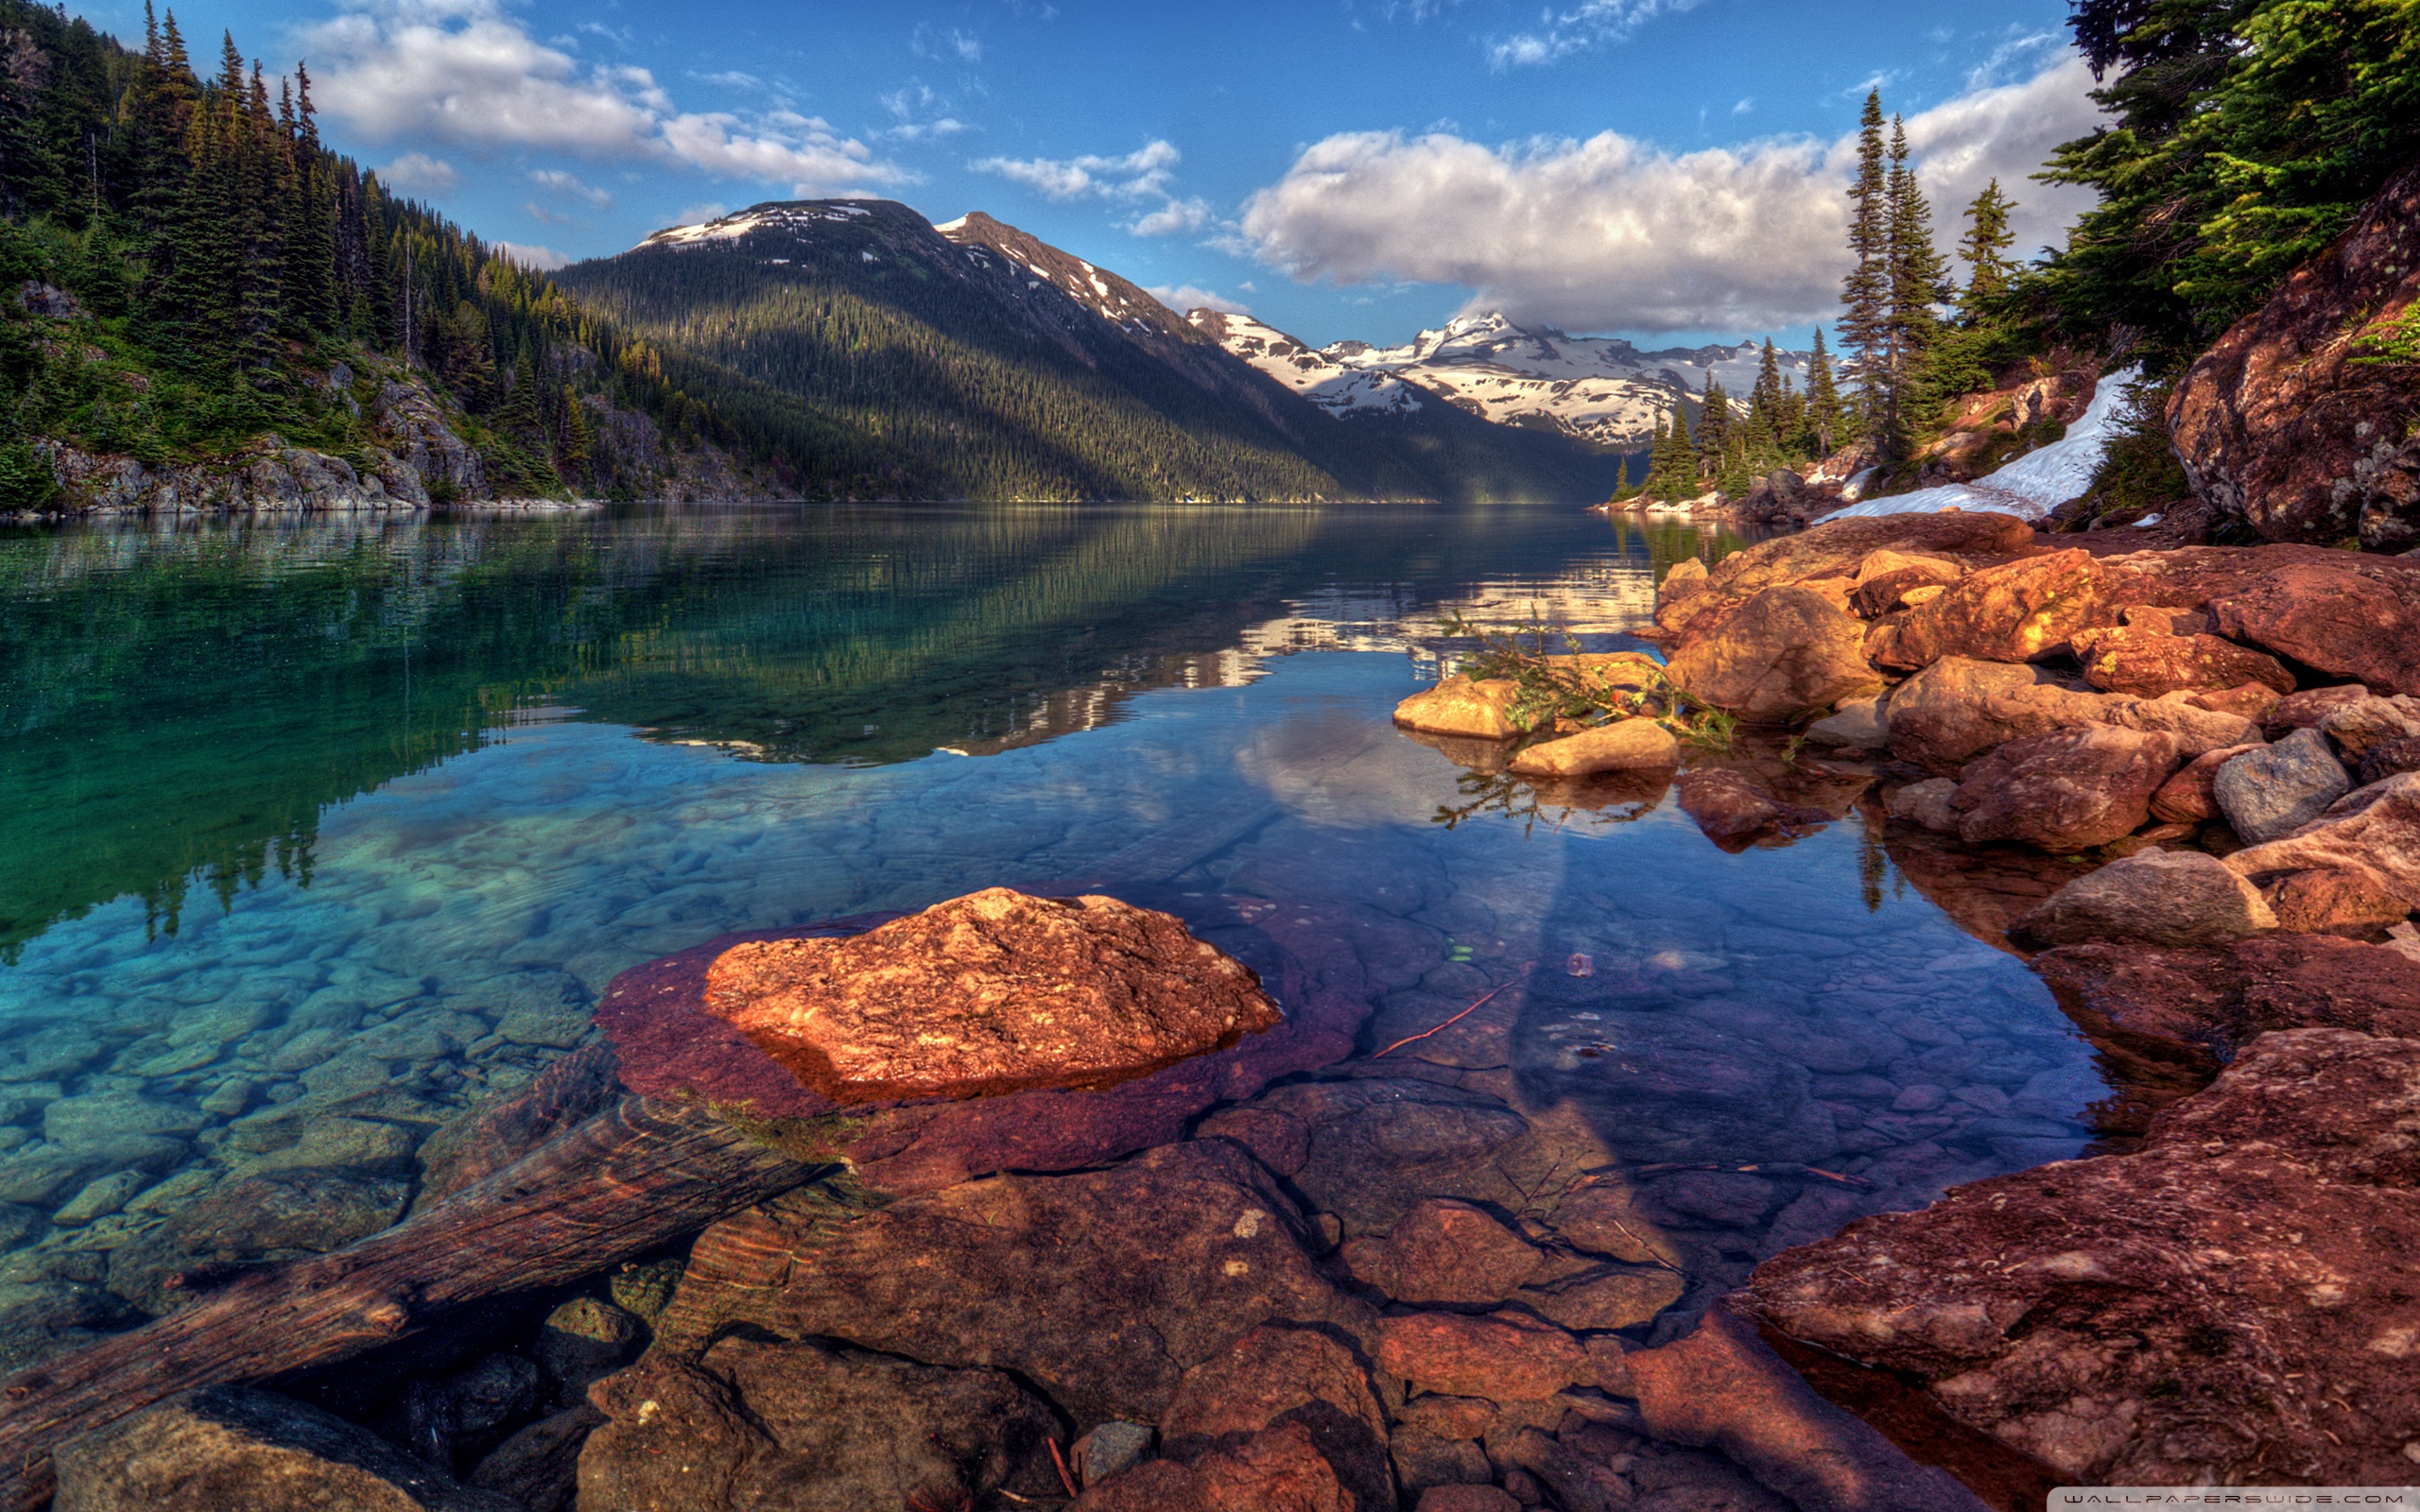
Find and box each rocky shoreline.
[1397,509,2420,1493]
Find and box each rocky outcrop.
[1394,677,1528,740]
[1743,1029,2420,1486]
[1663,586,1885,724]
[2169,162,2420,549]
[1701,513,2031,597]
[700,888,1281,1102]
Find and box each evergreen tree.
[1749,338,1784,436]
[1838,91,1891,452]
[1877,113,1949,455]
[1803,328,1842,457]
[1695,373,1730,480]
[1957,179,2017,313]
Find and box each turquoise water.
[0,503,2114,1346]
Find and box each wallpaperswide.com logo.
[2053,1492,2420,1506]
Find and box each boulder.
[532,1297,643,1403]
[1704,513,2031,596]
[1805,695,1887,748]
[1949,725,2180,850]
[1657,557,1708,606]
[2214,727,2353,844]
[2361,734,2420,787]
[1883,658,2108,775]
[2260,682,2376,738]
[1068,1424,1356,1512]
[1505,720,1678,778]
[1514,1264,1685,1332]
[700,888,1281,1102]
[2184,680,2283,722]
[1884,778,1960,833]
[2095,694,2263,759]
[1395,677,1529,740]
[2258,868,2413,936]
[1158,1326,1392,1512]
[1341,1197,1541,1306]
[1849,555,1966,618]
[580,1334,1063,1511]
[53,1386,516,1512]
[2226,770,2420,908]
[647,1141,1373,1428]
[2318,694,2420,761]
[1375,1313,1591,1402]
[1674,769,1834,852]
[2068,625,2294,697]
[1743,1029,2420,1486]
[2168,162,2420,549]
[1867,549,2115,671]
[1663,586,1885,725]
[2147,744,2259,824]
[2010,850,2277,948]
[465,1407,597,1512]
[2031,934,2420,1079]
[2210,560,2420,696]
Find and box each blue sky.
[91,0,2107,347]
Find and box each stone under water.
[700,887,1283,1102]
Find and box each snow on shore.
[1830,369,2141,523]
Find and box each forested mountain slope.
[560,201,1629,503]
[0,0,792,509]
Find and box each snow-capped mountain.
[1192,309,1811,448]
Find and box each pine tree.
[1957,179,2017,315]
[1804,328,1842,457]
[1695,374,1729,480]
[1877,114,1949,457]
[1839,91,1891,453]
[1750,338,1784,436]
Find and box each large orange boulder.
[1663,585,1884,725]
[1394,677,1527,739]
[2168,163,2420,550]
[701,888,1281,1102]
[1949,724,2180,850]
[1703,512,2032,595]
[2209,559,2420,696]
[1867,548,2116,670]
[2069,625,2294,697]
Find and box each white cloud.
[306,0,909,196]
[1148,283,1249,315]
[973,139,1219,237]
[493,240,569,270]
[1489,0,1700,69]
[523,200,572,223]
[675,201,730,225]
[972,139,1178,201]
[1236,54,2104,334]
[529,167,612,208]
[911,23,982,63]
[377,150,460,195]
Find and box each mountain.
[559,201,1628,503]
[1197,310,1812,449]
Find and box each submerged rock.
[1340,1197,1542,1306]
[701,887,1281,1102]
[580,1335,1062,1511]
[1158,1325,1393,1512]
[1743,1029,2420,1486]
[53,1385,515,1512]
[1675,769,1833,851]
[1394,676,1528,740]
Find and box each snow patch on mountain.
[637,203,869,249]
[1193,309,1812,446]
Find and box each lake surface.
[0,502,2117,1353]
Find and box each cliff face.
[2169,163,2420,551]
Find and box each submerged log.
[0,1090,820,1511]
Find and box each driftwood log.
[0,1072,820,1510]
